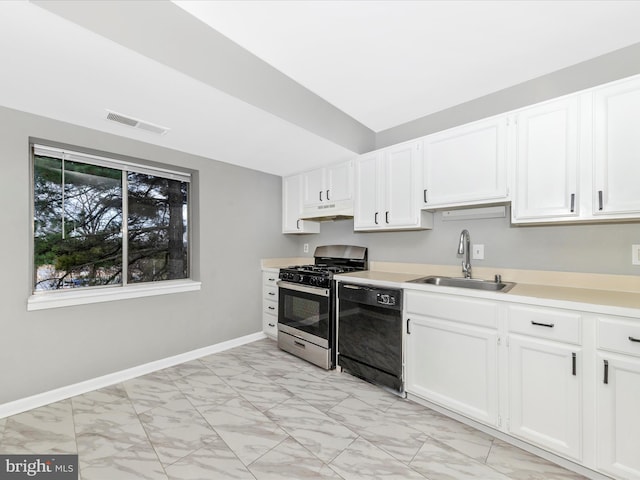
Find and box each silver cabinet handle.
[385,211,390,224]
[268,323,275,327]
[570,193,575,213]
[296,219,300,230]
[374,212,379,224]
[326,189,330,200]
[267,306,275,310]
[603,359,609,384]
[572,352,576,376]
[629,336,640,343]
[423,189,428,203]
[319,190,323,202]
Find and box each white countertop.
[263,258,640,315]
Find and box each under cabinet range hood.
[299,198,353,221]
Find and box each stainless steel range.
[277,245,368,369]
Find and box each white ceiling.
[2,1,640,176]
[175,0,640,132]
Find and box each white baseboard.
[0,331,267,419]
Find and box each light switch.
[472,244,485,260]
[632,244,640,265]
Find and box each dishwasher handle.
[338,283,402,310]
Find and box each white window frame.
[28,143,200,311]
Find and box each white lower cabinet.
[507,335,582,460]
[262,269,279,339]
[595,315,640,479]
[405,291,499,426]
[506,304,583,460]
[406,315,499,426]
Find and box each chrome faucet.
[457,229,471,278]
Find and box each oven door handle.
[277,281,330,297]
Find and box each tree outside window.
[33,145,189,292]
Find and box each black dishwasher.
[337,283,403,394]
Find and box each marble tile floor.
[0,338,587,480]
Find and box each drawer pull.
[572,352,576,376]
[629,336,640,343]
[531,320,555,328]
[268,323,275,327]
[268,292,275,296]
[603,359,609,385]
[570,193,575,213]
[268,306,275,310]
[294,340,306,349]
[268,278,275,281]
[407,318,411,335]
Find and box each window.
[32,144,192,298]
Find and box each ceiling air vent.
[106,110,169,135]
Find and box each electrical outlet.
[472,244,485,260]
[303,243,309,254]
[633,244,640,265]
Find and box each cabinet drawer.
[264,299,278,315]
[405,291,498,329]
[598,316,640,357]
[263,285,278,300]
[262,312,278,339]
[263,271,279,286]
[508,305,581,345]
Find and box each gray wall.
[0,106,296,404]
[291,213,640,276]
[376,42,640,149]
[291,45,640,278]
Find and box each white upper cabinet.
[422,115,508,209]
[512,96,580,222]
[282,174,320,234]
[302,167,326,206]
[353,151,382,230]
[593,76,640,217]
[301,159,354,218]
[354,140,432,231]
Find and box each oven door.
[277,281,330,348]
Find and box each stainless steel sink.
[409,275,516,292]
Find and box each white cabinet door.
[508,336,582,460]
[302,167,326,207]
[353,152,382,229]
[423,115,508,208]
[594,77,640,216]
[354,142,430,231]
[327,160,353,203]
[596,353,640,480]
[302,160,353,208]
[512,97,580,222]
[406,315,499,427]
[385,142,420,227]
[282,174,320,234]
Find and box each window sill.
[27,280,202,311]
